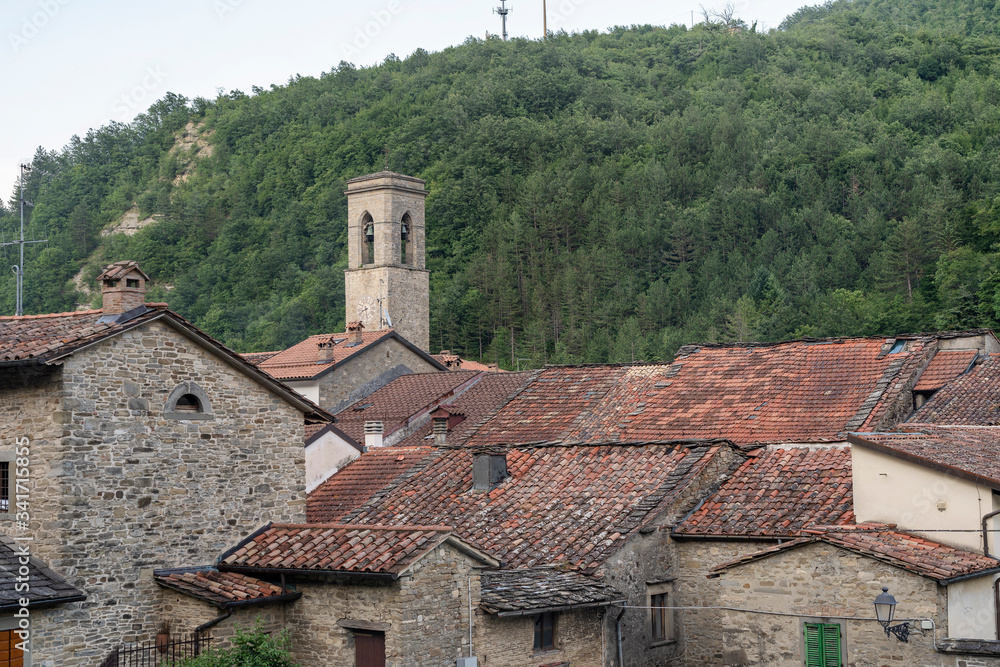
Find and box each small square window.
[126,278,140,288]
[533,612,555,651]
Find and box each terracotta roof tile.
[913,350,978,392]
[154,567,292,608]
[339,441,728,572]
[912,355,1000,424]
[220,524,466,576]
[306,446,438,523]
[850,425,1000,489]
[396,372,533,448]
[712,526,1000,583]
[480,569,626,615]
[0,307,167,362]
[256,330,396,380]
[431,354,498,371]
[674,446,854,537]
[473,336,940,447]
[335,371,485,442]
[241,351,281,366]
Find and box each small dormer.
[98,261,150,316]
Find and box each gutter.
[615,607,626,667]
[0,592,87,612]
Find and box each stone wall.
[319,336,440,412]
[712,540,1000,667]
[600,444,744,666]
[159,588,288,650]
[344,267,430,352]
[475,608,605,667]
[287,541,480,667]
[674,538,777,665]
[1,318,308,666]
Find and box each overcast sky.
[2,0,812,199]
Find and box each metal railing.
[97,634,210,667]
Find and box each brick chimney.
[347,320,364,345]
[98,261,149,315]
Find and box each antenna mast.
[494,0,511,40]
[1,163,47,316]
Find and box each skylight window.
[888,340,906,354]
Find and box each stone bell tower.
[344,171,429,351]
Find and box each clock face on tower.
[357,295,378,327]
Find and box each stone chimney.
[98,261,149,315]
[347,320,364,345]
[364,420,384,449]
[433,417,448,446]
[317,337,337,363]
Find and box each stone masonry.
[475,607,605,667]
[0,318,307,666]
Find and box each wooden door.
[0,630,24,667]
[355,631,385,667]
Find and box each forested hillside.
[5,0,1000,366]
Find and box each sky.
[2,0,813,200]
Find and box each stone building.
[0,261,332,666]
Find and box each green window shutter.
[804,623,841,667]
[821,624,841,667]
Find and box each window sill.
[649,639,677,649]
[532,647,561,657]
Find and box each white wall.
[852,446,990,553]
[948,575,999,640]
[305,430,361,493]
[285,380,320,404]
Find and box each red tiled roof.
[256,330,396,380]
[335,371,483,443]
[849,425,1000,490]
[432,354,498,372]
[154,567,294,608]
[712,526,1000,583]
[0,307,166,362]
[913,349,978,392]
[472,337,936,446]
[340,441,729,572]
[220,524,496,576]
[396,372,533,447]
[241,351,281,366]
[674,446,854,537]
[912,355,1000,424]
[306,446,438,523]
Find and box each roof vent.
[364,420,384,449]
[473,453,508,492]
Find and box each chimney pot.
[364,420,384,449]
[347,320,364,345]
[317,337,337,363]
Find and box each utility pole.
[1,163,47,316]
[542,0,547,38]
[494,0,511,40]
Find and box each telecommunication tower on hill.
[0,162,47,316]
[494,0,511,40]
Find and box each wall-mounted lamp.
[874,586,910,642]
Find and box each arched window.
[362,213,375,265]
[400,213,412,265]
[165,382,213,420]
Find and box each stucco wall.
[714,541,952,667]
[949,575,1000,640]
[304,430,360,492]
[1,319,308,666]
[853,445,991,553]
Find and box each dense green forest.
[6,0,1000,367]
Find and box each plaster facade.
[0,318,308,666]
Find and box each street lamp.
[874,587,910,642]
